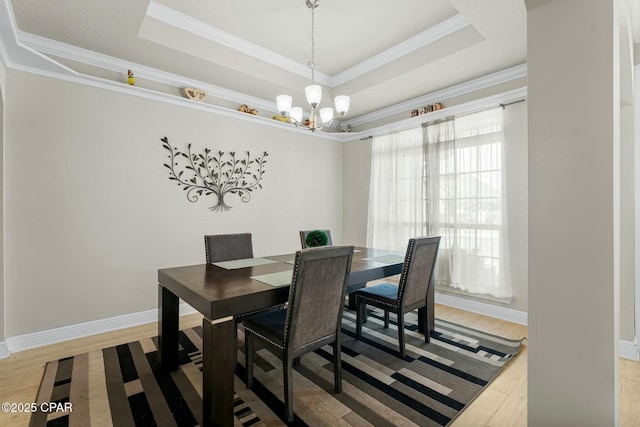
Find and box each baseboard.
[0,341,9,359]
[435,291,528,325]
[4,298,637,361]
[620,340,640,361]
[5,303,198,355]
[435,292,640,361]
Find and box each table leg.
[346,283,366,310]
[158,284,179,372]
[202,316,235,427]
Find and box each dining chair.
[355,236,440,359]
[244,245,354,423]
[204,232,254,263]
[299,229,333,248]
[204,233,284,363]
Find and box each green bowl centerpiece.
[305,230,328,247]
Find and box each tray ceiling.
[10,0,528,121]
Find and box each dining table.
[157,246,434,427]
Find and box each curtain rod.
[360,98,526,140]
[500,99,525,108]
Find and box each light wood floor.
[0,305,638,426]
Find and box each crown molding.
[145,0,332,86]
[17,29,528,132]
[144,1,470,88]
[330,14,470,87]
[345,63,527,128]
[18,31,278,115]
[9,2,527,143]
[12,30,527,143]
[336,86,527,142]
[0,0,75,76]
[8,58,351,143]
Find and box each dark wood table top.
[158,247,404,320]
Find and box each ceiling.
[3,0,637,131]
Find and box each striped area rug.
[30,309,524,426]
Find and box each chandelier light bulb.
[289,107,303,124]
[305,84,322,107]
[334,95,350,116]
[276,95,293,115]
[319,107,334,124]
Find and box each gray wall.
[0,59,4,344]
[343,102,529,312]
[621,104,636,342]
[527,0,619,424]
[4,70,344,337]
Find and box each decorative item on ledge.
[238,104,259,115]
[127,69,135,86]
[161,137,268,212]
[411,102,444,117]
[272,115,291,123]
[183,87,207,102]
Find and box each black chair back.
[204,233,253,263]
[398,236,441,309]
[284,246,353,350]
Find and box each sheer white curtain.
[424,108,512,298]
[366,127,426,251]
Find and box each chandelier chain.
[275,0,350,132]
[310,2,315,83]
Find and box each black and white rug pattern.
[30,309,524,427]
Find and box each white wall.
[342,102,529,312]
[4,70,344,337]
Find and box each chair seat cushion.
[243,308,287,348]
[355,282,399,307]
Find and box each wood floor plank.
[2,308,640,427]
[484,376,527,427]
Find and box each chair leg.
[363,302,368,324]
[383,310,389,328]
[355,297,363,340]
[333,339,342,393]
[284,357,294,423]
[245,332,254,388]
[398,312,406,359]
[423,307,430,344]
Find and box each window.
[368,107,511,298]
[366,127,427,251]
[425,108,511,298]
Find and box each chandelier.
[276,0,350,132]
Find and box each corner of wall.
[0,341,8,359]
[620,339,639,361]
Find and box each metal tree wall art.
[161,137,268,211]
